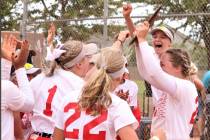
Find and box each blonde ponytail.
[79,68,112,116]
[79,47,125,116]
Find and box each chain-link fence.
[2,0,210,139]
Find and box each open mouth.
[155,44,162,48]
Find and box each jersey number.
[190,96,198,124]
[64,103,107,140]
[43,85,57,116]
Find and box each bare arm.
[13,112,24,140]
[118,125,139,140]
[53,127,65,140]
[123,4,136,36]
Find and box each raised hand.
[47,23,56,46]
[117,30,130,43]
[1,35,17,61]
[135,21,150,43]
[123,3,132,18]
[12,40,29,70]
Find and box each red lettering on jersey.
[190,96,199,124]
[64,103,108,140]
[83,110,107,140]
[64,103,80,139]
[43,85,57,116]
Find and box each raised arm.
[123,3,136,36]
[1,35,17,80]
[135,22,177,97]
[10,40,34,112]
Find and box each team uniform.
[114,79,141,123]
[135,42,198,139]
[1,58,35,140]
[55,89,138,140]
[29,68,84,139]
[114,79,138,108]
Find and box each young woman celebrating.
[53,47,139,140]
[134,21,198,139]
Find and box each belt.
[33,131,52,138]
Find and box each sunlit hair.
[165,48,192,77]
[78,47,125,116]
[45,40,83,77]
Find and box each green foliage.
[0,0,21,30]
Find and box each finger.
[8,35,13,48]
[11,53,15,63]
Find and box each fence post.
[103,0,108,43]
[20,0,28,40]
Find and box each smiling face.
[160,53,181,77]
[152,30,172,58]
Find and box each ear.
[176,65,182,74]
[75,62,82,69]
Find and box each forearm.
[13,111,24,140]
[15,68,35,112]
[124,16,136,36]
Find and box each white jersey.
[1,68,34,140]
[1,58,12,80]
[114,79,138,107]
[55,90,138,140]
[30,68,84,134]
[136,41,198,139]
[151,78,198,139]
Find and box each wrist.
[124,15,131,18]
[137,37,146,43]
[117,39,124,45]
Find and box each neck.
[68,67,82,78]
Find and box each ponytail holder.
[45,44,66,61]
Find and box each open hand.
[135,21,150,43]
[1,35,17,61]
[12,40,29,70]
[47,23,56,46]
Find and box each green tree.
[0,0,21,30]
[26,0,123,41]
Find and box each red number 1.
[43,85,57,116]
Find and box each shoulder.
[125,80,138,88]
[2,80,17,90]
[109,93,129,108]
[177,78,198,98]
[60,89,81,106]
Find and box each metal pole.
[103,0,108,42]
[21,0,28,40]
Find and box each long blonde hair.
[78,47,125,116]
[45,40,83,77]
